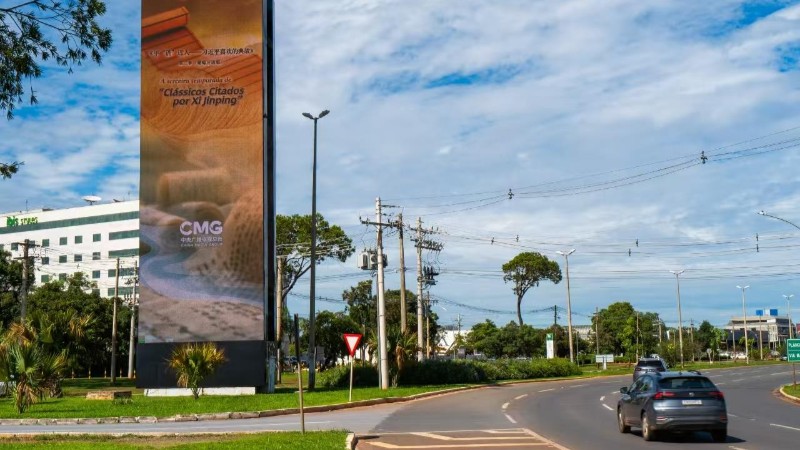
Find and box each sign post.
[343,333,363,402]
[295,315,304,433]
[788,339,800,386]
[546,333,554,359]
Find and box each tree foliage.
[501,252,561,325]
[0,161,22,179]
[276,213,354,312]
[0,0,112,119]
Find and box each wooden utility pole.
[19,239,31,321]
[397,214,407,333]
[111,258,120,384]
[276,256,285,383]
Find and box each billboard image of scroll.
[140,0,264,344]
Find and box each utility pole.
[397,214,407,333]
[595,307,600,357]
[375,198,388,389]
[690,319,695,362]
[425,292,431,358]
[127,261,138,379]
[111,258,120,385]
[17,239,34,322]
[360,198,390,389]
[276,256,285,383]
[636,313,640,360]
[411,217,442,361]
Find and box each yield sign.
[343,333,363,357]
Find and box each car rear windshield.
[637,360,663,367]
[658,377,715,389]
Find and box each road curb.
[778,385,800,404]
[346,432,357,449]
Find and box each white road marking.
[523,428,572,450]
[502,402,510,410]
[602,404,613,411]
[569,384,586,388]
[600,396,605,402]
[770,423,800,432]
[716,382,727,386]
[728,413,738,418]
[514,394,528,400]
[505,413,518,424]
[539,388,555,392]
[610,390,620,394]
[731,378,746,383]
[771,371,793,376]
[728,446,748,450]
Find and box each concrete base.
[144,387,256,397]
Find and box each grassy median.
[0,432,348,449]
[0,379,463,419]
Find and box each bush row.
[317,358,581,388]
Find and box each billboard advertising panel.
[139,0,268,386]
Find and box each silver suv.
[633,357,668,380]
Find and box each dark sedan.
[617,371,727,442]
[633,357,668,380]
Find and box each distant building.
[0,201,139,297]
[723,311,793,349]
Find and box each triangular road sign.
[343,333,362,357]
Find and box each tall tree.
[276,214,354,311]
[1,0,113,119]
[501,252,562,325]
[0,249,31,327]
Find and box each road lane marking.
[522,428,572,450]
[502,402,510,410]
[731,378,746,382]
[514,394,528,400]
[569,384,586,388]
[728,413,738,418]
[505,414,518,424]
[770,423,800,432]
[728,446,748,450]
[602,404,613,411]
[600,396,605,401]
[410,432,533,441]
[716,382,727,386]
[539,388,554,392]
[771,371,792,376]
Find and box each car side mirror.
[620,387,628,394]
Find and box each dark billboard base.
[136,341,266,389]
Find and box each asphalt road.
[1,363,798,450]
[359,363,800,450]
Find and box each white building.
[0,200,139,297]
[724,312,793,349]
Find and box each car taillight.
[653,391,675,400]
[710,391,724,399]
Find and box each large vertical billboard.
[139,0,267,387]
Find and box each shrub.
[397,358,581,386]
[167,342,226,400]
[317,364,378,388]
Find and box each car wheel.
[642,413,657,441]
[710,428,727,443]
[618,409,630,433]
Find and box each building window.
[108,248,138,258]
[119,267,135,277]
[59,273,67,281]
[42,257,49,265]
[10,243,18,251]
[59,237,67,245]
[58,255,67,263]
[93,233,101,242]
[74,254,82,262]
[92,270,100,279]
[109,230,139,240]
[108,269,116,278]
[41,275,50,283]
[74,235,83,244]
[42,239,50,247]
[92,252,100,260]
[108,288,117,297]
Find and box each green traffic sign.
[788,339,800,362]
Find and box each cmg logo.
[179,220,223,236]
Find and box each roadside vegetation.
[0,431,349,450]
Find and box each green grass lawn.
[784,383,800,397]
[0,383,463,419]
[0,431,348,449]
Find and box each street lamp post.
[786,294,795,340]
[556,249,576,364]
[737,285,750,365]
[758,210,800,231]
[670,270,685,369]
[302,109,329,390]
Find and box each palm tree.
[168,343,226,400]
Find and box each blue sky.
[2,0,800,331]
